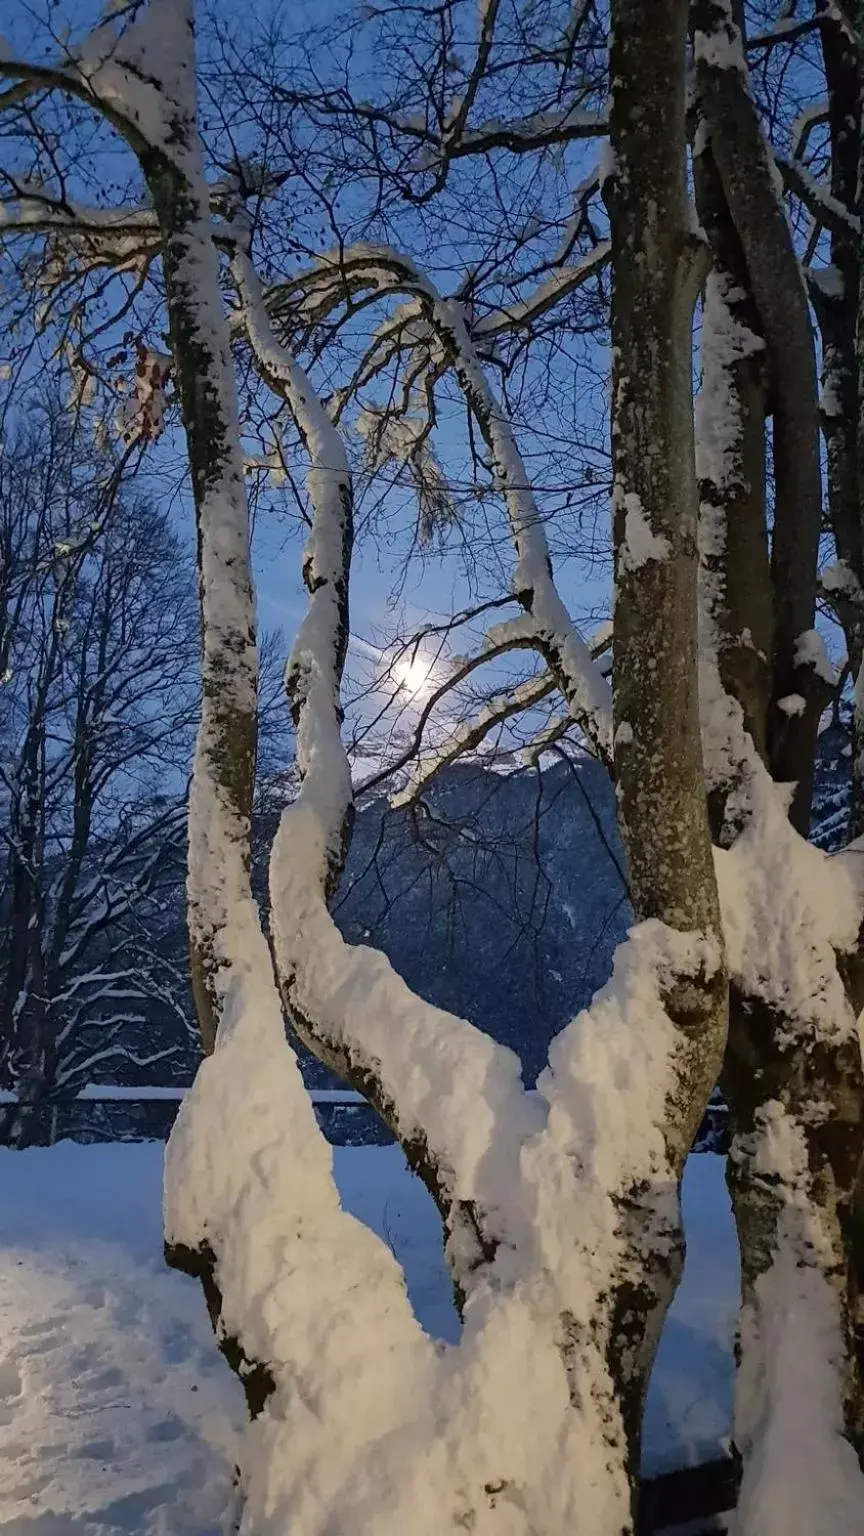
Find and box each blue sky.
[1,0,615,707]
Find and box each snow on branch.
[520,713,573,766]
[263,239,613,760]
[819,560,864,634]
[744,15,820,51]
[56,1042,183,1092]
[389,669,558,808]
[447,104,606,157]
[473,241,610,338]
[354,622,548,799]
[774,155,860,237]
[234,244,539,1270]
[422,295,614,764]
[789,101,829,162]
[0,186,159,245]
[266,230,606,353]
[0,179,240,268]
[0,1,199,154]
[385,613,613,806]
[361,249,611,749]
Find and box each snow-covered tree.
[0,390,198,1134]
[690,9,864,1503]
[4,0,864,1530]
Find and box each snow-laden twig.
[353,625,547,800]
[263,239,613,757]
[330,245,613,754]
[775,154,860,237]
[789,100,829,161]
[0,190,158,242]
[388,619,611,808]
[452,104,606,155]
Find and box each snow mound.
[0,1142,737,1533]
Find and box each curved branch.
[775,153,860,237]
[384,616,612,807]
[234,248,536,1287]
[473,240,610,338]
[354,628,544,800]
[390,669,557,808]
[260,238,614,760]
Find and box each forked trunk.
[693,61,864,1509]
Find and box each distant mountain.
[66,725,850,1098]
[60,755,626,1094]
[328,756,628,1086]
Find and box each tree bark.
[100,0,271,1413]
[605,0,728,1471]
[139,159,257,1056]
[813,2,864,835]
[694,0,825,832]
[692,134,771,815]
[693,41,864,1488]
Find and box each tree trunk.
[605,0,728,1472]
[111,0,274,1410]
[139,158,257,1057]
[814,1,864,836]
[694,0,825,833]
[692,133,771,823]
[693,40,864,1502]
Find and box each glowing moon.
[391,651,438,701]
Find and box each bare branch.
[390,670,557,808]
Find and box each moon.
[391,651,438,701]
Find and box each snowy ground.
[0,1143,738,1534]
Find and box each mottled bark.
[854,0,864,609]
[606,0,725,981]
[694,39,864,1473]
[694,0,825,831]
[139,162,257,1056]
[109,3,263,1414]
[723,988,864,1464]
[605,0,728,1474]
[819,0,861,574]
[692,137,771,797]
